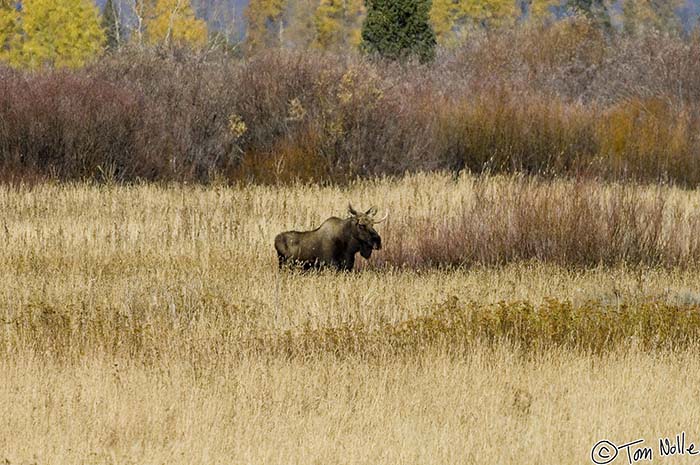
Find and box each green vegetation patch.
[253,298,700,358]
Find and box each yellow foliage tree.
[462,0,519,27]
[0,1,19,61]
[313,0,364,51]
[144,0,208,47]
[526,0,560,22]
[7,0,105,68]
[281,0,316,49]
[245,0,286,52]
[622,0,682,35]
[430,0,465,46]
[431,0,518,46]
[249,0,364,52]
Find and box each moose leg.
[337,255,355,272]
[330,260,345,272]
[301,261,314,271]
[277,252,287,269]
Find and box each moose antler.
[373,210,388,224]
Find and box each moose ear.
[365,206,378,216]
[348,204,358,216]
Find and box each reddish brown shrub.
[2,24,700,185]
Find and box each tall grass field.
[2,174,700,463]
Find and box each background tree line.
[2,0,700,186]
[0,0,696,68]
[0,0,207,68]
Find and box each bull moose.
[275,205,387,271]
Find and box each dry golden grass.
[1,174,700,463]
[5,348,700,464]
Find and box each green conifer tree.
[361,0,436,62]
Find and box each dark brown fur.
[275,205,385,271]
